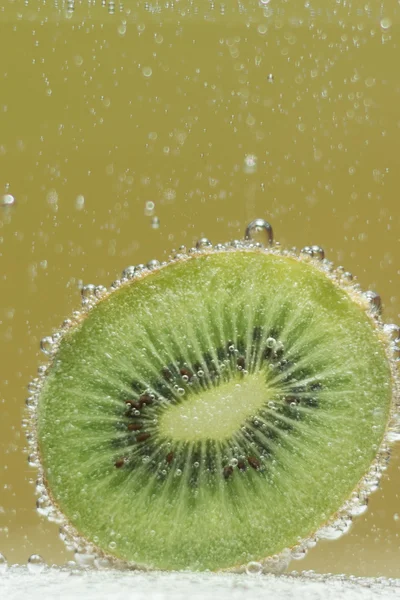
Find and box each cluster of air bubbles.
[317,517,353,541]
[243,548,292,575]
[300,245,325,261]
[40,335,59,357]
[334,266,354,284]
[363,290,382,314]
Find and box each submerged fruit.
[28,228,399,572]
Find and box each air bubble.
[267,73,274,83]
[108,541,117,550]
[341,271,353,283]
[291,546,307,560]
[122,266,136,280]
[246,560,262,574]
[383,323,400,342]
[81,284,96,300]
[40,336,56,356]
[27,554,46,574]
[151,216,160,229]
[196,237,212,250]
[75,195,85,210]
[1,194,15,206]
[145,201,155,216]
[300,246,313,258]
[244,154,258,174]
[364,291,382,313]
[266,337,276,349]
[311,245,325,260]
[245,219,273,246]
[147,259,160,270]
[95,285,107,298]
[380,18,392,30]
[142,66,152,78]
[0,553,8,574]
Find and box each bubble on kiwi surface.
[25,220,399,572]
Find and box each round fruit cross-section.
[36,250,393,570]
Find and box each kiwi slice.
[27,225,399,572]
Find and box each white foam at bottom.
[1,569,399,600]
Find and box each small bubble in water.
[246,561,262,575]
[118,22,127,36]
[75,195,85,210]
[380,18,392,30]
[267,73,274,83]
[1,194,15,206]
[266,337,276,349]
[151,216,160,229]
[145,200,155,216]
[27,554,46,574]
[108,541,117,550]
[394,513,399,522]
[46,189,58,206]
[142,66,152,78]
[244,154,257,174]
[0,553,8,574]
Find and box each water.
[0,0,400,580]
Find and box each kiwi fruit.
[26,221,399,572]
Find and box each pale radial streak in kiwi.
[105,442,171,523]
[247,287,283,367]
[114,322,170,395]
[60,387,123,412]
[187,293,226,384]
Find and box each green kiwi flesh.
[36,250,392,571]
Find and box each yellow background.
[0,0,399,576]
